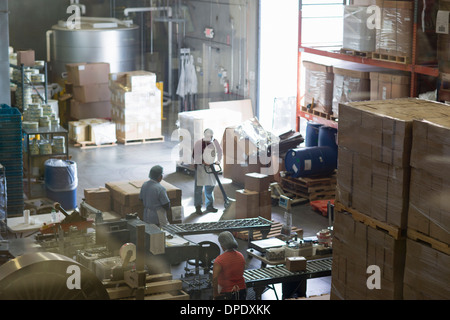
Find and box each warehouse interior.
[0,0,448,303]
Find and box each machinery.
[39,202,94,235]
[0,252,109,300]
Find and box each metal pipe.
[124,6,172,18]
[123,6,173,98]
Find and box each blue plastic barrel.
[45,159,78,210]
[318,126,338,167]
[284,146,336,178]
[305,122,323,147]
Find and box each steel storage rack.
[0,105,24,217]
[296,0,440,130]
[22,126,69,198]
[10,62,48,110]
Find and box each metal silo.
[47,17,140,83]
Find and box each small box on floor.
[235,189,259,219]
[286,256,307,272]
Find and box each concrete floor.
[63,104,332,300]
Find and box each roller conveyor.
[163,217,272,238]
[244,257,333,299]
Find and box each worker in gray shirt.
[139,165,171,226]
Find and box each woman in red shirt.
[213,231,247,300]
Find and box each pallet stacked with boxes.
[109,71,163,144]
[66,63,112,120]
[332,98,450,300]
[235,173,272,220]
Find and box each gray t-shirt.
[139,179,170,224]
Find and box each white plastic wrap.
[332,71,370,116]
[375,2,413,57]
[303,61,334,114]
[343,6,376,52]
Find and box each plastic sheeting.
[44,159,78,192]
[343,5,376,52]
[234,117,280,157]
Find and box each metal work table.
[244,257,332,300]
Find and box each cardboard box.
[109,70,157,93]
[106,180,182,208]
[331,211,406,300]
[286,256,307,272]
[17,50,35,67]
[84,187,111,212]
[70,100,112,120]
[73,83,111,103]
[244,173,270,192]
[370,72,410,100]
[403,239,450,300]
[303,61,334,114]
[375,0,413,58]
[66,63,110,86]
[235,189,260,219]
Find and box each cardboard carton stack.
[68,118,116,145]
[375,0,413,60]
[109,71,162,143]
[303,61,334,114]
[66,63,112,120]
[105,180,182,224]
[235,173,271,220]
[331,211,406,300]
[369,72,410,100]
[332,98,450,300]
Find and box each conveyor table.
[244,257,332,299]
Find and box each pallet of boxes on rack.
[0,105,23,216]
[332,98,450,300]
[109,71,163,145]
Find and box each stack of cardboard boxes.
[375,0,413,60]
[109,70,162,143]
[104,180,183,224]
[66,63,112,120]
[235,173,271,220]
[332,98,450,300]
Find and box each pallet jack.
[203,163,236,220]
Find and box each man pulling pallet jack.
[192,128,235,219]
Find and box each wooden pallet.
[301,106,337,121]
[371,52,410,64]
[407,229,450,255]
[334,201,404,240]
[280,175,336,202]
[117,136,165,145]
[71,140,117,149]
[340,48,372,58]
[234,220,303,241]
[270,182,308,206]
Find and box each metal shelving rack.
[23,126,69,198]
[296,0,440,129]
[10,62,48,110]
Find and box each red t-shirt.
[214,250,246,293]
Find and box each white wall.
[258,0,299,132]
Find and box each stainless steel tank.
[47,17,140,82]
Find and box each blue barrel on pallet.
[284,146,337,178]
[45,159,78,210]
[318,126,338,167]
[305,122,323,147]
